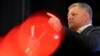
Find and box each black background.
[0,0,100,36]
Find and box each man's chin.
[68,26,76,31]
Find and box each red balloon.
[2,25,26,56]
[17,11,64,56]
[0,11,64,56]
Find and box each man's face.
[67,6,87,31]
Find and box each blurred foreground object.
[0,11,64,56]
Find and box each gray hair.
[68,2,93,19]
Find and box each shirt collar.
[77,24,92,33]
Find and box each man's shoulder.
[94,26,100,30]
[90,26,100,32]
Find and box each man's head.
[67,2,93,31]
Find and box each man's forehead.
[68,7,78,14]
[68,6,86,14]
[69,6,81,11]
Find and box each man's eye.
[72,13,76,16]
[67,13,77,17]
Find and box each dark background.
[0,0,100,36]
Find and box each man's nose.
[67,15,73,20]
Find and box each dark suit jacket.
[52,26,100,56]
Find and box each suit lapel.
[81,26,94,36]
[80,26,94,39]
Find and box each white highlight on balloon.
[54,35,59,39]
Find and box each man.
[49,2,100,56]
[67,2,100,55]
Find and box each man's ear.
[83,13,89,23]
